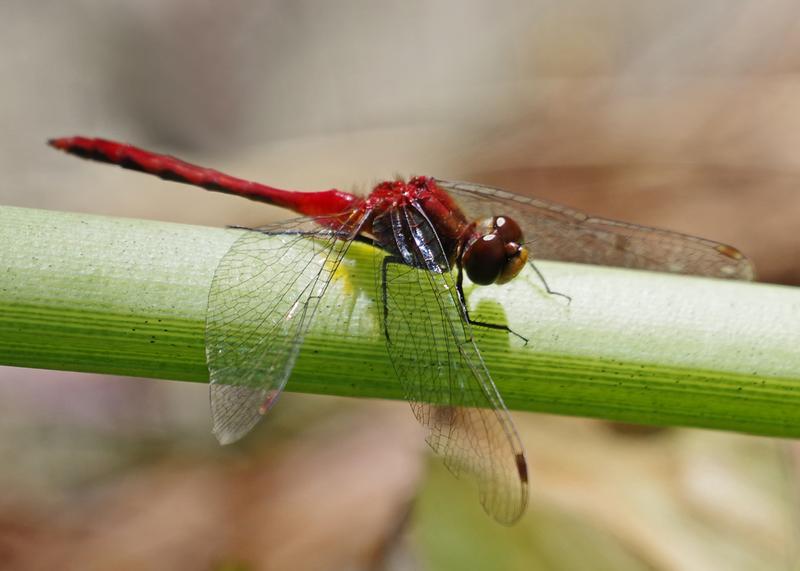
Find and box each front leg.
[525,260,571,304]
[456,264,529,344]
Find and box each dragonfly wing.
[206,215,358,444]
[437,179,755,280]
[380,206,528,524]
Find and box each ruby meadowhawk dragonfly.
[49,136,754,524]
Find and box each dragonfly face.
[460,216,529,285]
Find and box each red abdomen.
[48,136,362,218]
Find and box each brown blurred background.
[1,1,799,570]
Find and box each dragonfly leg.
[456,265,529,345]
[527,261,571,304]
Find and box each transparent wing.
[436,179,755,280]
[380,206,528,524]
[206,214,359,445]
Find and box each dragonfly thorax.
[363,176,472,271]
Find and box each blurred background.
[1,1,800,569]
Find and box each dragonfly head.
[462,216,528,285]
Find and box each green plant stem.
[1,205,799,437]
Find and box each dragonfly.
[48,136,754,524]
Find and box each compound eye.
[463,234,505,286]
[494,216,523,244]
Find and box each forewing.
[380,206,528,524]
[206,215,358,444]
[437,179,754,280]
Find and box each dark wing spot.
[515,453,528,483]
[715,244,744,260]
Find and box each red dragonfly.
[49,136,753,524]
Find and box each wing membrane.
[437,179,754,280]
[380,205,528,524]
[206,215,358,444]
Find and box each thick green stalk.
[1,205,798,437]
